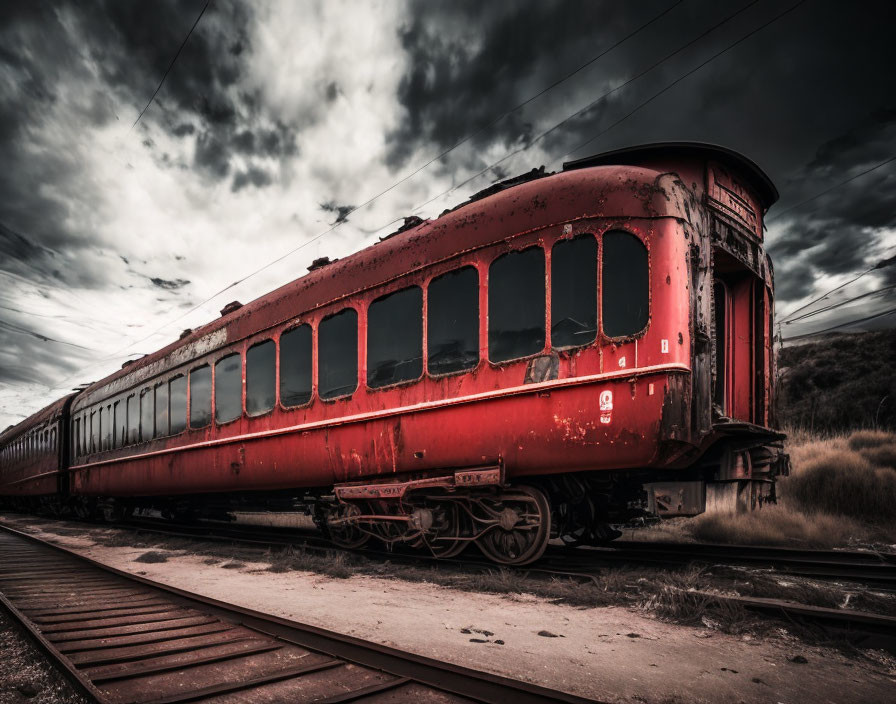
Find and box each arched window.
[602,231,649,337]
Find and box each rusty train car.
[0,143,788,565]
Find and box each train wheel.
[475,485,551,566]
[425,502,469,559]
[325,503,370,549]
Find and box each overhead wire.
[766,155,896,223]
[47,0,798,391]
[48,0,689,375]
[410,0,768,215]
[782,305,896,342]
[129,0,211,132]
[783,284,896,324]
[778,244,896,323]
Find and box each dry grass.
[134,550,169,563]
[847,430,895,450]
[265,545,359,579]
[683,429,896,548]
[690,507,864,548]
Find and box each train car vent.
[220,301,243,316]
[380,215,425,242]
[308,256,338,272]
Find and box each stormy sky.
[1,0,895,429]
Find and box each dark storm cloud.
[392,0,896,313]
[768,111,896,299]
[232,166,273,192]
[149,277,191,291]
[320,201,354,225]
[0,0,297,280]
[387,0,659,169]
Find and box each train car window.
[215,354,242,423]
[190,365,212,428]
[98,408,105,452]
[112,401,120,449]
[552,235,597,348]
[169,376,187,434]
[73,418,80,457]
[246,340,276,415]
[81,414,87,455]
[127,395,137,445]
[280,325,312,407]
[155,383,169,437]
[488,247,545,362]
[50,428,56,453]
[602,231,649,337]
[105,404,114,450]
[140,388,153,441]
[318,309,358,399]
[428,267,479,375]
[367,287,423,388]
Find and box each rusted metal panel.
[4,143,787,516]
[0,394,74,497]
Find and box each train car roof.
[0,393,76,446]
[563,141,779,210]
[73,141,776,406]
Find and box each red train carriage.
[0,143,788,565]
[0,395,74,503]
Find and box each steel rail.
[113,515,896,586]
[0,523,605,704]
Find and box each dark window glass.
[154,384,169,438]
[190,365,212,428]
[140,388,153,441]
[127,395,137,445]
[280,325,312,407]
[428,267,479,375]
[73,418,80,456]
[81,414,87,455]
[105,406,112,450]
[50,428,56,452]
[367,287,423,388]
[602,231,649,337]
[215,354,242,423]
[246,340,276,415]
[98,408,104,451]
[488,247,545,362]
[113,401,121,449]
[318,309,357,399]
[552,235,597,348]
[169,376,187,434]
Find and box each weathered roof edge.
[563,141,779,210]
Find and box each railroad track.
[0,523,602,704]
[546,541,896,585]
[115,516,896,587]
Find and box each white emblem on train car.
[618,356,626,368]
[599,390,613,424]
[661,339,669,354]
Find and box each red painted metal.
[1,143,783,514]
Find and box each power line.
[0,320,97,352]
[130,0,211,132]
[560,0,807,161]
[783,284,896,324]
[778,245,896,323]
[29,0,816,390]
[51,2,686,375]
[766,155,896,223]
[408,0,767,219]
[782,305,896,342]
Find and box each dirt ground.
[1,515,894,704]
